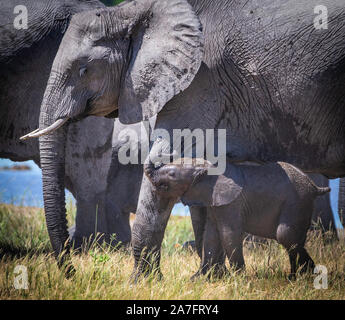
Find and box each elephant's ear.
[118,0,204,124]
[181,165,244,207]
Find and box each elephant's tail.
[315,186,331,196]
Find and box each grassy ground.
[0,203,344,300]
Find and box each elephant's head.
[144,158,209,199]
[19,0,203,264]
[134,157,243,279]
[22,0,204,138]
[144,158,244,208]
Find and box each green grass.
[101,0,124,7]
[0,204,344,300]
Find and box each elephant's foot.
[300,261,315,274]
[207,264,229,280]
[130,267,163,284]
[182,240,196,252]
[68,228,98,252]
[191,264,228,281]
[55,245,76,279]
[69,225,130,252]
[68,225,83,251]
[106,234,131,251]
[288,247,315,280]
[190,270,203,281]
[62,262,76,279]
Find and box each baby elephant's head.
[144,158,209,199]
[145,157,244,208]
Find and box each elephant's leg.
[103,160,144,247]
[284,246,315,278]
[190,206,207,259]
[73,194,108,249]
[212,206,245,272]
[308,173,336,233]
[103,118,155,248]
[192,210,227,279]
[64,118,114,249]
[276,208,315,278]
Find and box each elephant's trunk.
[38,77,71,267]
[131,218,164,280]
[144,162,157,184]
[338,178,345,227]
[130,176,173,281]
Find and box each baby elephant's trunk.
[315,186,331,196]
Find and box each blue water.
[0,159,343,228]
[0,159,188,216]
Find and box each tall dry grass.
[0,204,344,300]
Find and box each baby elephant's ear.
[181,166,244,207]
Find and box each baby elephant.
[144,158,330,278]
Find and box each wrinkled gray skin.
[308,174,335,232]
[26,0,345,273]
[144,159,330,278]
[0,0,136,253]
[190,173,335,258]
[104,117,156,245]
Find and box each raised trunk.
[338,178,345,227]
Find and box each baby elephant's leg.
[192,210,226,279]
[190,206,207,260]
[277,205,315,278]
[212,205,245,272]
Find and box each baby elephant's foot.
[288,273,296,281]
[228,262,245,275]
[207,264,229,280]
[191,263,228,281]
[288,260,315,281]
[190,270,203,281]
[299,259,315,274]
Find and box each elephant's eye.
[79,67,87,77]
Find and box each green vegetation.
[0,204,344,300]
[101,0,124,7]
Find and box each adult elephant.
[21,0,345,276]
[104,117,156,245]
[0,0,135,252]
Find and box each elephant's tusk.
[20,118,69,140]
[19,128,40,140]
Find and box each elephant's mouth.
[72,99,94,121]
[84,97,119,119]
